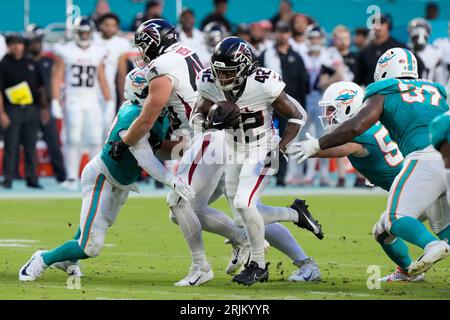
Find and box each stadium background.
[0,0,449,184]
[1,0,449,40]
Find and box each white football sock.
[256,203,298,224]
[170,204,208,268]
[265,223,308,262]
[196,206,247,246]
[238,207,266,269]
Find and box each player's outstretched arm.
[123,76,173,146]
[124,131,195,201]
[319,94,384,150]
[271,91,305,152]
[314,142,365,158]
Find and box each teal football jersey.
[364,78,449,156]
[430,111,450,150]
[100,103,170,185]
[349,122,403,191]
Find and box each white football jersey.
[196,67,286,147]
[93,35,132,98]
[146,44,203,137]
[414,44,443,82]
[53,42,107,100]
[302,47,344,109]
[433,37,450,82]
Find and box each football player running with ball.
[19,68,195,281]
[288,48,450,276]
[192,37,308,285]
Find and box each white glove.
[168,175,196,202]
[51,99,63,119]
[104,100,116,125]
[286,132,321,164]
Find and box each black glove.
[148,131,162,150]
[205,111,240,130]
[108,139,129,161]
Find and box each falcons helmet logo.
[136,22,161,46]
[233,43,252,63]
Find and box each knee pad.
[169,210,178,225]
[83,232,104,258]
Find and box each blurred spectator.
[131,0,164,31]
[407,18,444,83]
[0,34,47,189]
[200,0,231,32]
[353,28,369,51]
[177,8,210,66]
[292,24,345,186]
[25,25,66,183]
[289,14,313,56]
[425,1,439,21]
[354,14,406,86]
[203,22,229,55]
[249,21,273,57]
[259,21,308,186]
[329,25,358,187]
[270,0,294,29]
[433,22,450,83]
[235,23,251,43]
[90,0,111,28]
[93,13,132,122]
[331,25,357,81]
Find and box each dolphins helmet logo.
[130,70,147,89]
[335,89,358,106]
[378,51,396,68]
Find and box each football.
[207,100,241,129]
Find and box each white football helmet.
[374,47,418,82]
[318,81,364,131]
[124,66,150,106]
[72,16,94,49]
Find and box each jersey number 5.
[373,126,403,167]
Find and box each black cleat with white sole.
[232,261,269,286]
[290,199,324,239]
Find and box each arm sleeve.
[124,131,176,186]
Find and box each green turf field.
[0,195,449,300]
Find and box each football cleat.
[19,250,48,281]
[232,261,269,286]
[174,264,214,287]
[52,260,83,277]
[225,239,270,275]
[288,257,321,282]
[380,266,425,282]
[290,199,324,239]
[408,240,450,276]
